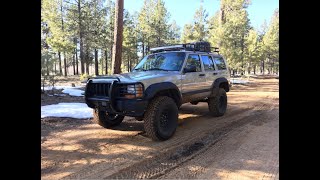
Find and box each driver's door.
[181,54,207,101]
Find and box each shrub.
[80,73,92,81]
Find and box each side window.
[201,55,215,71]
[213,57,227,70]
[185,54,202,72]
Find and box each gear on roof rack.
[150,41,219,54]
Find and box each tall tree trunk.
[46,59,49,76]
[272,58,275,74]
[63,52,67,76]
[75,48,79,75]
[142,41,145,57]
[109,47,112,73]
[78,0,84,74]
[111,0,124,74]
[261,58,264,75]
[129,55,132,72]
[60,0,66,76]
[127,54,130,72]
[58,51,62,75]
[253,65,256,75]
[73,49,76,75]
[94,49,99,76]
[85,49,89,74]
[54,61,57,75]
[101,51,104,75]
[105,50,108,75]
[86,63,89,74]
[240,35,245,75]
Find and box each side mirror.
[183,65,197,73]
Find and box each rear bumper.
[86,97,148,117]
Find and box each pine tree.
[262,9,279,74]
[167,20,181,44]
[137,0,171,55]
[181,5,208,43]
[42,0,74,76]
[244,29,260,74]
[208,0,251,75]
[193,5,209,41]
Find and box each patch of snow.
[230,79,249,84]
[42,85,84,91]
[41,103,92,119]
[42,86,85,97]
[62,88,84,97]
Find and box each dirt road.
[41,76,279,179]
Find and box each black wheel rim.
[158,107,176,136]
[107,113,119,121]
[160,110,170,128]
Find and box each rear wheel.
[144,96,178,141]
[208,88,227,117]
[92,109,124,128]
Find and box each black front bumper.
[86,97,148,117]
[84,78,148,117]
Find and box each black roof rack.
[150,41,219,54]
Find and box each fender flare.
[211,77,229,92]
[144,82,182,105]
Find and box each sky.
[124,0,279,31]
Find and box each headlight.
[123,83,144,99]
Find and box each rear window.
[213,57,226,70]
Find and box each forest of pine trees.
[41,0,279,77]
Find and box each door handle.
[199,74,205,77]
[213,72,218,75]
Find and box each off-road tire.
[208,88,227,117]
[144,96,178,141]
[93,109,124,128]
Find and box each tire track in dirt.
[160,108,279,179]
[59,105,249,179]
[60,101,273,180]
[93,102,275,179]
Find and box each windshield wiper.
[148,68,169,71]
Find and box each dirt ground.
[41,76,279,180]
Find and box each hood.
[91,71,181,89]
[118,71,179,82]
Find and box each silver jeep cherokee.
[84,41,231,141]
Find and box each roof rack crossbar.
[149,42,220,54]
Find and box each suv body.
[85,42,231,141]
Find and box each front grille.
[87,83,110,97]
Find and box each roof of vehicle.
[149,51,223,57]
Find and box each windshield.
[133,52,186,71]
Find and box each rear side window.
[213,57,226,70]
[201,55,215,71]
[186,54,202,72]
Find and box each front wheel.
[92,109,124,128]
[208,88,227,117]
[144,96,178,141]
